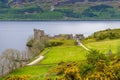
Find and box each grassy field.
[1,39,120,80]
[0,64,56,80]
[41,46,87,64]
[86,39,120,53]
[0,45,87,80]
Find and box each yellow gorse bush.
[6,75,31,80]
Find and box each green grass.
[0,45,88,80]
[41,46,87,64]
[49,39,76,46]
[86,39,120,53]
[1,39,120,80]
[0,64,55,80]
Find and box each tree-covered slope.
[1,0,120,20]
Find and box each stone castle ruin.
[34,29,45,40]
[34,29,84,40]
[53,34,73,39]
[74,34,84,40]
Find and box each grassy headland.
[1,28,120,80]
[1,38,120,79]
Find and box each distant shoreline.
[1,19,120,22]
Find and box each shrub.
[6,75,31,80]
[47,49,120,80]
[48,38,76,47]
[26,39,34,47]
[48,40,63,47]
[26,36,49,56]
[48,62,81,80]
[85,28,120,41]
[86,60,119,80]
[86,50,108,65]
[116,42,120,58]
[63,66,81,80]
[79,62,94,78]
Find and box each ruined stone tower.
[34,29,45,40]
[74,34,84,40]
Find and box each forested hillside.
[1,0,120,20]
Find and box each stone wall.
[33,29,84,40]
[74,34,84,40]
[53,34,73,39]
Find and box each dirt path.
[27,49,50,66]
[76,39,90,51]
[27,40,89,66]
[27,56,44,66]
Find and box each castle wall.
[34,29,45,40]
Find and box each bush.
[29,75,46,80]
[79,62,94,78]
[85,28,120,41]
[48,38,76,47]
[6,75,31,80]
[26,36,49,56]
[48,40,63,47]
[63,65,81,80]
[86,60,119,80]
[48,62,81,80]
[86,50,108,65]
[31,40,45,55]
[26,39,34,47]
[47,49,120,80]
[116,42,120,58]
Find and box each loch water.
[0,21,120,54]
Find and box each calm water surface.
[0,21,120,54]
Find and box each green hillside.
[84,28,120,42]
[0,45,87,80]
[1,38,120,80]
[0,65,54,80]
[86,39,120,53]
[1,0,120,20]
[41,46,87,64]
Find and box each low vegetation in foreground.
[46,50,120,80]
[0,64,55,80]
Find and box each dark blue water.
[0,21,120,54]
